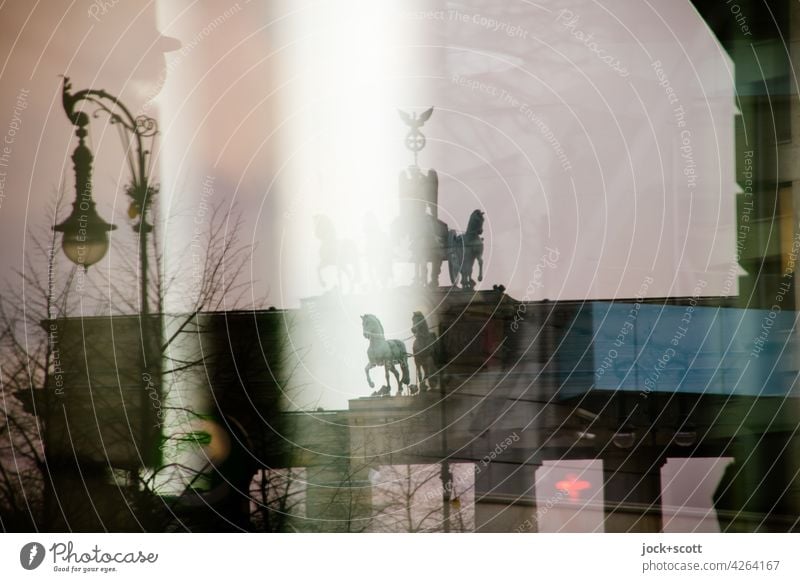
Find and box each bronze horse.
[448,209,485,290]
[361,314,410,396]
[394,208,485,290]
[411,311,440,391]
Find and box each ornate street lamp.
[49,78,163,499]
[54,76,159,315]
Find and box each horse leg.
[427,356,438,390]
[318,264,325,287]
[389,364,402,396]
[384,363,392,392]
[426,366,435,390]
[365,362,376,388]
[414,349,427,389]
[477,253,484,282]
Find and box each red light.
[555,473,591,501]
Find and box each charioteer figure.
[394,108,449,287]
[393,107,485,289]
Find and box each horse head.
[467,209,485,236]
[411,311,428,336]
[361,313,385,340]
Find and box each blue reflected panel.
[557,303,800,398]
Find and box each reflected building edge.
[31,289,800,532]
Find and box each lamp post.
[54,76,158,316]
[51,78,162,517]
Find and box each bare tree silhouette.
[0,190,262,531]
